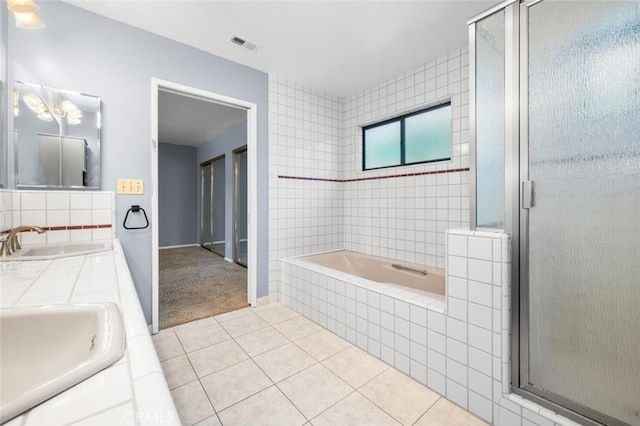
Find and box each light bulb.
[7,0,40,13]
[14,11,44,30]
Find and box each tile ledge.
[505,394,582,426]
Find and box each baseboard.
[159,243,199,250]
[224,257,233,263]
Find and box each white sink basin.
[2,241,113,261]
[0,303,126,423]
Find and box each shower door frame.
[199,154,225,257]
[513,1,630,425]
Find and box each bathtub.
[278,248,447,382]
[301,250,445,297]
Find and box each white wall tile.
[468,237,492,260]
[22,192,46,210]
[468,259,492,284]
[70,193,92,210]
[92,193,112,210]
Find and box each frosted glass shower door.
[523,0,640,424]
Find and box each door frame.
[150,78,258,334]
[233,146,248,267]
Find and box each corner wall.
[158,143,198,247]
[267,77,344,301]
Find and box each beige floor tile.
[188,339,249,378]
[294,329,351,361]
[194,415,222,426]
[170,380,215,426]
[414,398,488,426]
[235,326,290,357]
[218,386,306,426]
[214,307,254,323]
[359,369,440,425]
[274,316,323,341]
[200,359,273,411]
[160,354,197,389]
[175,316,219,332]
[278,364,353,419]
[174,321,232,353]
[151,328,184,361]
[322,346,389,388]
[253,342,317,383]
[311,391,400,426]
[219,312,269,337]
[254,303,300,325]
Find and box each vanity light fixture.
[7,0,44,30]
[56,100,83,125]
[7,0,39,13]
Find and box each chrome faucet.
[1,225,46,256]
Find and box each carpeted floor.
[159,246,248,330]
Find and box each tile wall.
[268,78,344,301]
[341,46,471,269]
[268,45,472,302]
[0,189,116,245]
[280,230,582,426]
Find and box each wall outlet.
[117,179,144,195]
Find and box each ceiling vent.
[229,34,259,52]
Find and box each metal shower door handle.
[522,181,534,209]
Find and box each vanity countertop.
[0,240,179,426]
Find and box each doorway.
[151,79,258,334]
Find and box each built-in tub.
[301,250,445,297]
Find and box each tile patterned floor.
[152,302,488,426]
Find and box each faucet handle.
[0,237,11,257]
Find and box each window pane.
[364,121,401,169]
[405,104,452,164]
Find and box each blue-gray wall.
[198,120,247,261]
[7,1,269,322]
[158,143,197,247]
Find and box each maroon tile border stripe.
[0,224,112,235]
[278,167,470,183]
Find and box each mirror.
[13,81,101,189]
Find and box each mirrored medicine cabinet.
[13,81,102,189]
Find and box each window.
[362,102,452,171]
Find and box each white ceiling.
[63,0,495,97]
[64,1,494,145]
[158,90,246,147]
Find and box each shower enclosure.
[234,147,248,267]
[200,155,225,257]
[470,1,640,425]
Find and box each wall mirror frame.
[13,81,102,189]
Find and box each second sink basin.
[3,241,113,261]
[0,303,126,423]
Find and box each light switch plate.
[117,179,144,195]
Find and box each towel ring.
[123,205,149,230]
